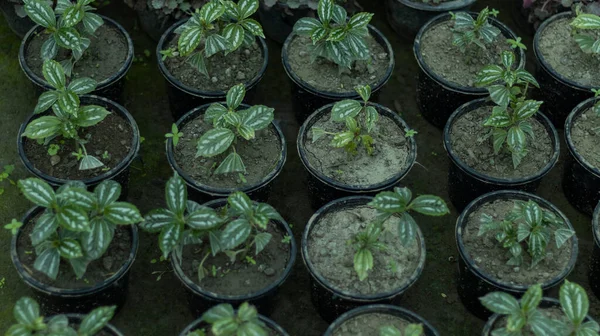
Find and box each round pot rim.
[533,12,597,92]
[414,12,526,95]
[170,198,297,302]
[455,190,579,293]
[482,298,598,335]
[297,102,417,193]
[17,95,141,186]
[593,202,600,247]
[301,196,426,302]
[179,312,289,336]
[564,96,600,179]
[19,15,134,91]
[11,206,140,296]
[397,0,477,12]
[54,314,124,335]
[281,24,395,100]
[166,102,287,196]
[323,304,440,336]
[443,98,560,186]
[156,18,269,98]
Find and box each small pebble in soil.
[103,256,114,271]
[225,68,232,77]
[377,53,387,60]
[211,77,218,83]
[299,51,307,57]
[236,72,246,80]
[244,49,250,55]
[120,140,127,145]
[264,267,275,276]
[50,155,60,166]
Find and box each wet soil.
[571,108,600,170]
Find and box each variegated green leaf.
[311,27,327,43]
[488,85,510,107]
[507,126,526,152]
[514,100,542,121]
[327,27,347,42]
[188,52,208,77]
[254,232,272,255]
[571,13,600,29]
[226,84,246,109]
[166,173,187,216]
[480,291,520,315]
[74,105,110,127]
[42,60,66,89]
[12,296,42,329]
[23,116,62,139]
[78,306,116,336]
[214,152,246,174]
[205,34,230,58]
[318,0,333,22]
[18,178,56,208]
[223,23,244,53]
[23,0,56,28]
[239,105,273,130]
[178,26,203,56]
[409,195,449,216]
[58,239,83,259]
[58,90,80,116]
[331,99,362,122]
[477,65,503,87]
[68,77,97,95]
[355,85,371,102]
[560,280,589,325]
[105,202,142,225]
[293,17,321,36]
[348,12,373,29]
[79,155,104,171]
[220,218,251,250]
[237,0,258,19]
[55,27,81,50]
[140,208,176,232]
[331,130,355,147]
[196,128,235,157]
[41,37,58,60]
[501,51,515,69]
[202,304,235,323]
[369,190,407,213]
[81,218,113,260]
[200,1,225,23]
[398,212,418,246]
[159,223,182,258]
[61,6,83,27]
[492,128,507,154]
[332,5,347,24]
[240,18,264,38]
[34,247,60,280]
[186,208,222,230]
[57,205,89,231]
[354,248,373,281]
[365,106,379,133]
[34,91,59,114]
[31,213,59,246]
[82,12,104,35]
[453,12,475,30]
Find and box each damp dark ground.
[1,1,599,335]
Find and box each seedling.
[405,129,418,137]
[163,0,264,77]
[353,187,449,281]
[6,297,116,336]
[293,0,373,68]
[199,303,267,336]
[197,84,274,175]
[450,7,501,53]
[507,37,527,50]
[47,144,60,156]
[281,235,291,244]
[102,151,110,160]
[476,49,541,168]
[311,85,378,155]
[6,178,142,280]
[571,7,600,54]
[4,219,23,235]
[478,199,574,267]
[166,123,184,147]
[593,89,600,116]
[0,164,15,196]
[23,60,110,171]
[140,173,284,282]
[380,324,424,336]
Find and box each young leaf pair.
[380,324,423,336]
[190,302,267,336]
[352,187,449,281]
[450,7,501,52]
[23,59,110,171]
[571,8,600,54]
[7,178,142,280]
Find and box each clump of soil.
[304,108,411,186]
[420,20,512,87]
[538,17,600,87]
[287,35,390,93]
[164,37,263,92]
[174,112,282,189]
[308,206,422,296]
[26,24,128,83]
[570,108,600,170]
[492,307,566,336]
[181,222,290,296]
[334,313,414,336]
[17,218,133,289]
[23,113,134,180]
[462,200,573,286]
[450,106,553,179]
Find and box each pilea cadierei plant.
[478,199,575,267]
[196,83,275,175]
[187,302,267,336]
[571,7,600,54]
[5,178,142,280]
[161,0,265,77]
[22,60,111,170]
[311,84,379,155]
[481,281,600,335]
[140,173,284,282]
[22,0,104,75]
[5,297,116,336]
[292,0,373,69]
[380,324,423,336]
[476,48,542,169]
[124,0,209,20]
[450,7,501,53]
[352,187,449,281]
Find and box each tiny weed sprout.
[6,296,116,336]
[478,199,575,267]
[47,144,60,156]
[164,0,264,77]
[4,219,23,235]
[140,173,284,282]
[196,84,274,175]
[6,178,142,280]
[480,281,600,336]
[311,85,379,155]
[292,0,373,69]
[476,49,542,169]
[352,187,449,281]
[380,324,424,336]
[507,37,527,50]
[22,59,111,171]
[166,123,184,147]
[0,164,15,196]
[570,7,600,55]
[450,7,501,53]
[195,302,267,336]
[22,0,104,74]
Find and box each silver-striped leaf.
[238,105,273,130]
[34,247,60,280]
[56,205,90,231]
[220,218,252,251]
[166,173,187,216]
[205,34,231,58]
[74,105,110,127]
[196,128,235,157]
[105,202,142,225]
[34,90,59,114]
[331,99,362,122]
[18,178,56,207]
[23,0,56,28]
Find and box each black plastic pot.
[171,198,297,316]
[0,1,35,38]
[414,13,525,129]
[297,102,417,210]
[258,0,315,44]
[166,102,286,204]
[386,0,476,39]
[590,202,600,300]
[180,312,289,336]
[443,98,560,212]
[18,15,134,103]
[563,97,600,216]
[137,9,179,42]
[17,95,140,198]
[282,25,394,123]
[51,314,124,335]
[456,190,578,320]
[11,207,139,315]
[157,18,269,121]
[323,304,439,336]
[482,298,597,335]
[533,12,595,128]
[302,196,426,323]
